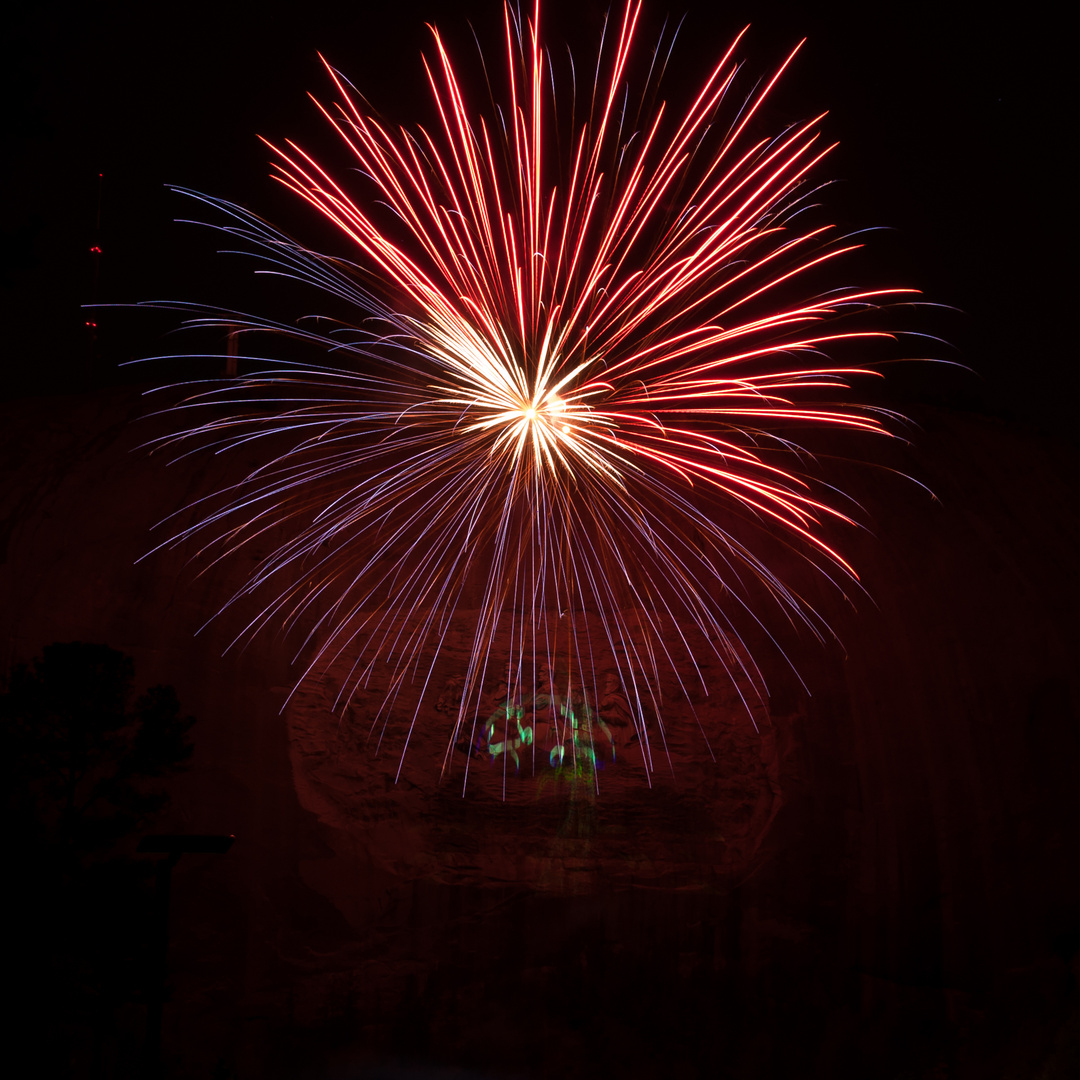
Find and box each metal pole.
[136,835,234,1079]
[141,851,180,1080]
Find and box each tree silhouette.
[1,642,195,1078]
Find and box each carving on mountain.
[283,610,785,894]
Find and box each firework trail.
[145,0,917,793]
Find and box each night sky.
[5,4,1079,1078]
[5,0,1071,435]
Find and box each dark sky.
[5,1,1070,436]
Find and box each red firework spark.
[146,0,918,792]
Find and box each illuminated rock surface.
[2,387,1078,1077]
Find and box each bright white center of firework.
[523,394,564,426]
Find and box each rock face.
[284,618,781,897]
[2,387,1079,1078]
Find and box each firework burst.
[146,0,917,793]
